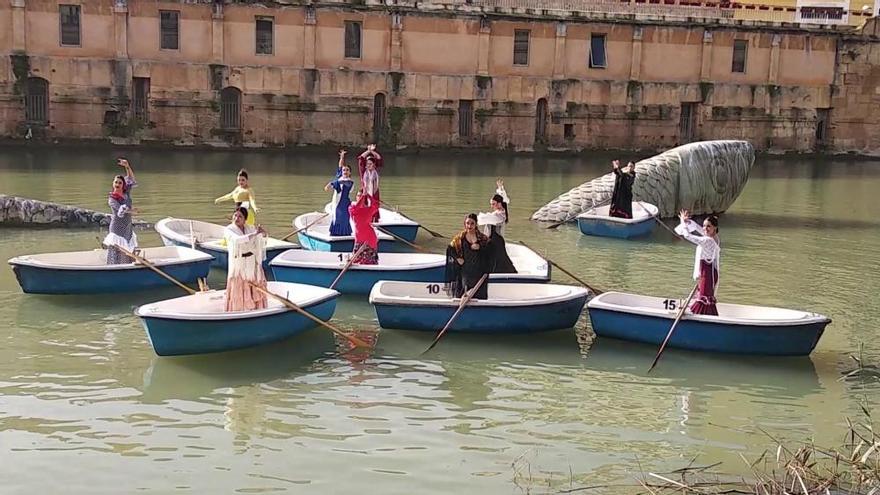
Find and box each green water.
[1,147,879,493]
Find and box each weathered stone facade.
[0,0,878,154]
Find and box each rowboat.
[369,281,589,333]
[587,291,831,355]
[501,243,551,283]
[155,217,298,269]
[8,246,212,294]
[293,212,401,252]
[324,203,420,242]
[270,250,447,294]
[270,243,549,293]
[135,281,340,356]
[576,202,658,239]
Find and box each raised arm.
[214,189,235,204]
[495,178,510,204]
[674,211,711,247]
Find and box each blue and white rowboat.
[136,281,340,356]
[577,202,658,239]
[587,291,831,356]
[370,281,589,334]
[497,244,551,283]
[8,246,213,294]
[156,217,298,269]
[294,211,400,252]
[270,250,447,294]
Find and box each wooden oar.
[635,201,681,240]
[375,226,431,253]
[546,199,610,230]
[516,241,604,296]
[249,282,370,348]
[281,213,329,242]
[110,243,197,295]
[379,200,446,238]
[329,243,368,290]
[648,283,700,373]
[421,273,489,355]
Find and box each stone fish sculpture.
[0,195,151,228]
[531,140,756,222]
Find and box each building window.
[160,10,180,50]
[220,87,242,130]
[564,123,575,140]
[255,17,274,55]
[25,77,49,125]
[732,39,747,73]
[344,21,362,59]
[459,100,473,138]
[513,29,529,66]
[59,5,81,46]
[132,77,150,122]
[589,34,607,69]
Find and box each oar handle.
[111,243,196,295]
[379,200,447,238]
[517,240,603,295]
[648,283,700,373]
[249,282,370,348]
[636,201,681,240]
[422,273,489,355]
[375,226,430,253]
[329,243,368,290]
[282,213,329,241]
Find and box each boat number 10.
[426,284,441,294]
[663,299,679,310]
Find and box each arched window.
[372,93,386,142]
[220,86,241,130]
[535,98,548,144]
[25,77,49,125]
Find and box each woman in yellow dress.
[215,169,259,226]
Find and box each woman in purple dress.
[674,210,721,315]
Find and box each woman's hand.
[496,178,504,189]
[612,159,620,170]
[256,225,268,237]
[117,158,130,169]
[679,209,690,223]
[368,144,376,152]
[470,242,480,250]
[339,149,347,158]
[456,258,465,266]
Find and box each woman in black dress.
[609,159,636,219]
[445,214,491,300]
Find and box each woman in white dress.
[477,179,516,273]
[224,207,268,312]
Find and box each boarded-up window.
[133,77,150,122]
[679,102,698,143]
[160,10,180,50]
[344,21,362,59]
[59,5,81,46]
[459,100,473,138]
[25,77,49,125]
[589,34,607,68]
[815,108,830,146]
[732,40,747,73]
[513,30,529,66]
[373,93,386,143]
[256,17,274,55]
[220,87,242,130]
[535,98,548,144]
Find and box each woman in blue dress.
[324,150,354,236]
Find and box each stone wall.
[1,0,879,154]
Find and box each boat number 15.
[663,299,678,310]
[426,284,441,294]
